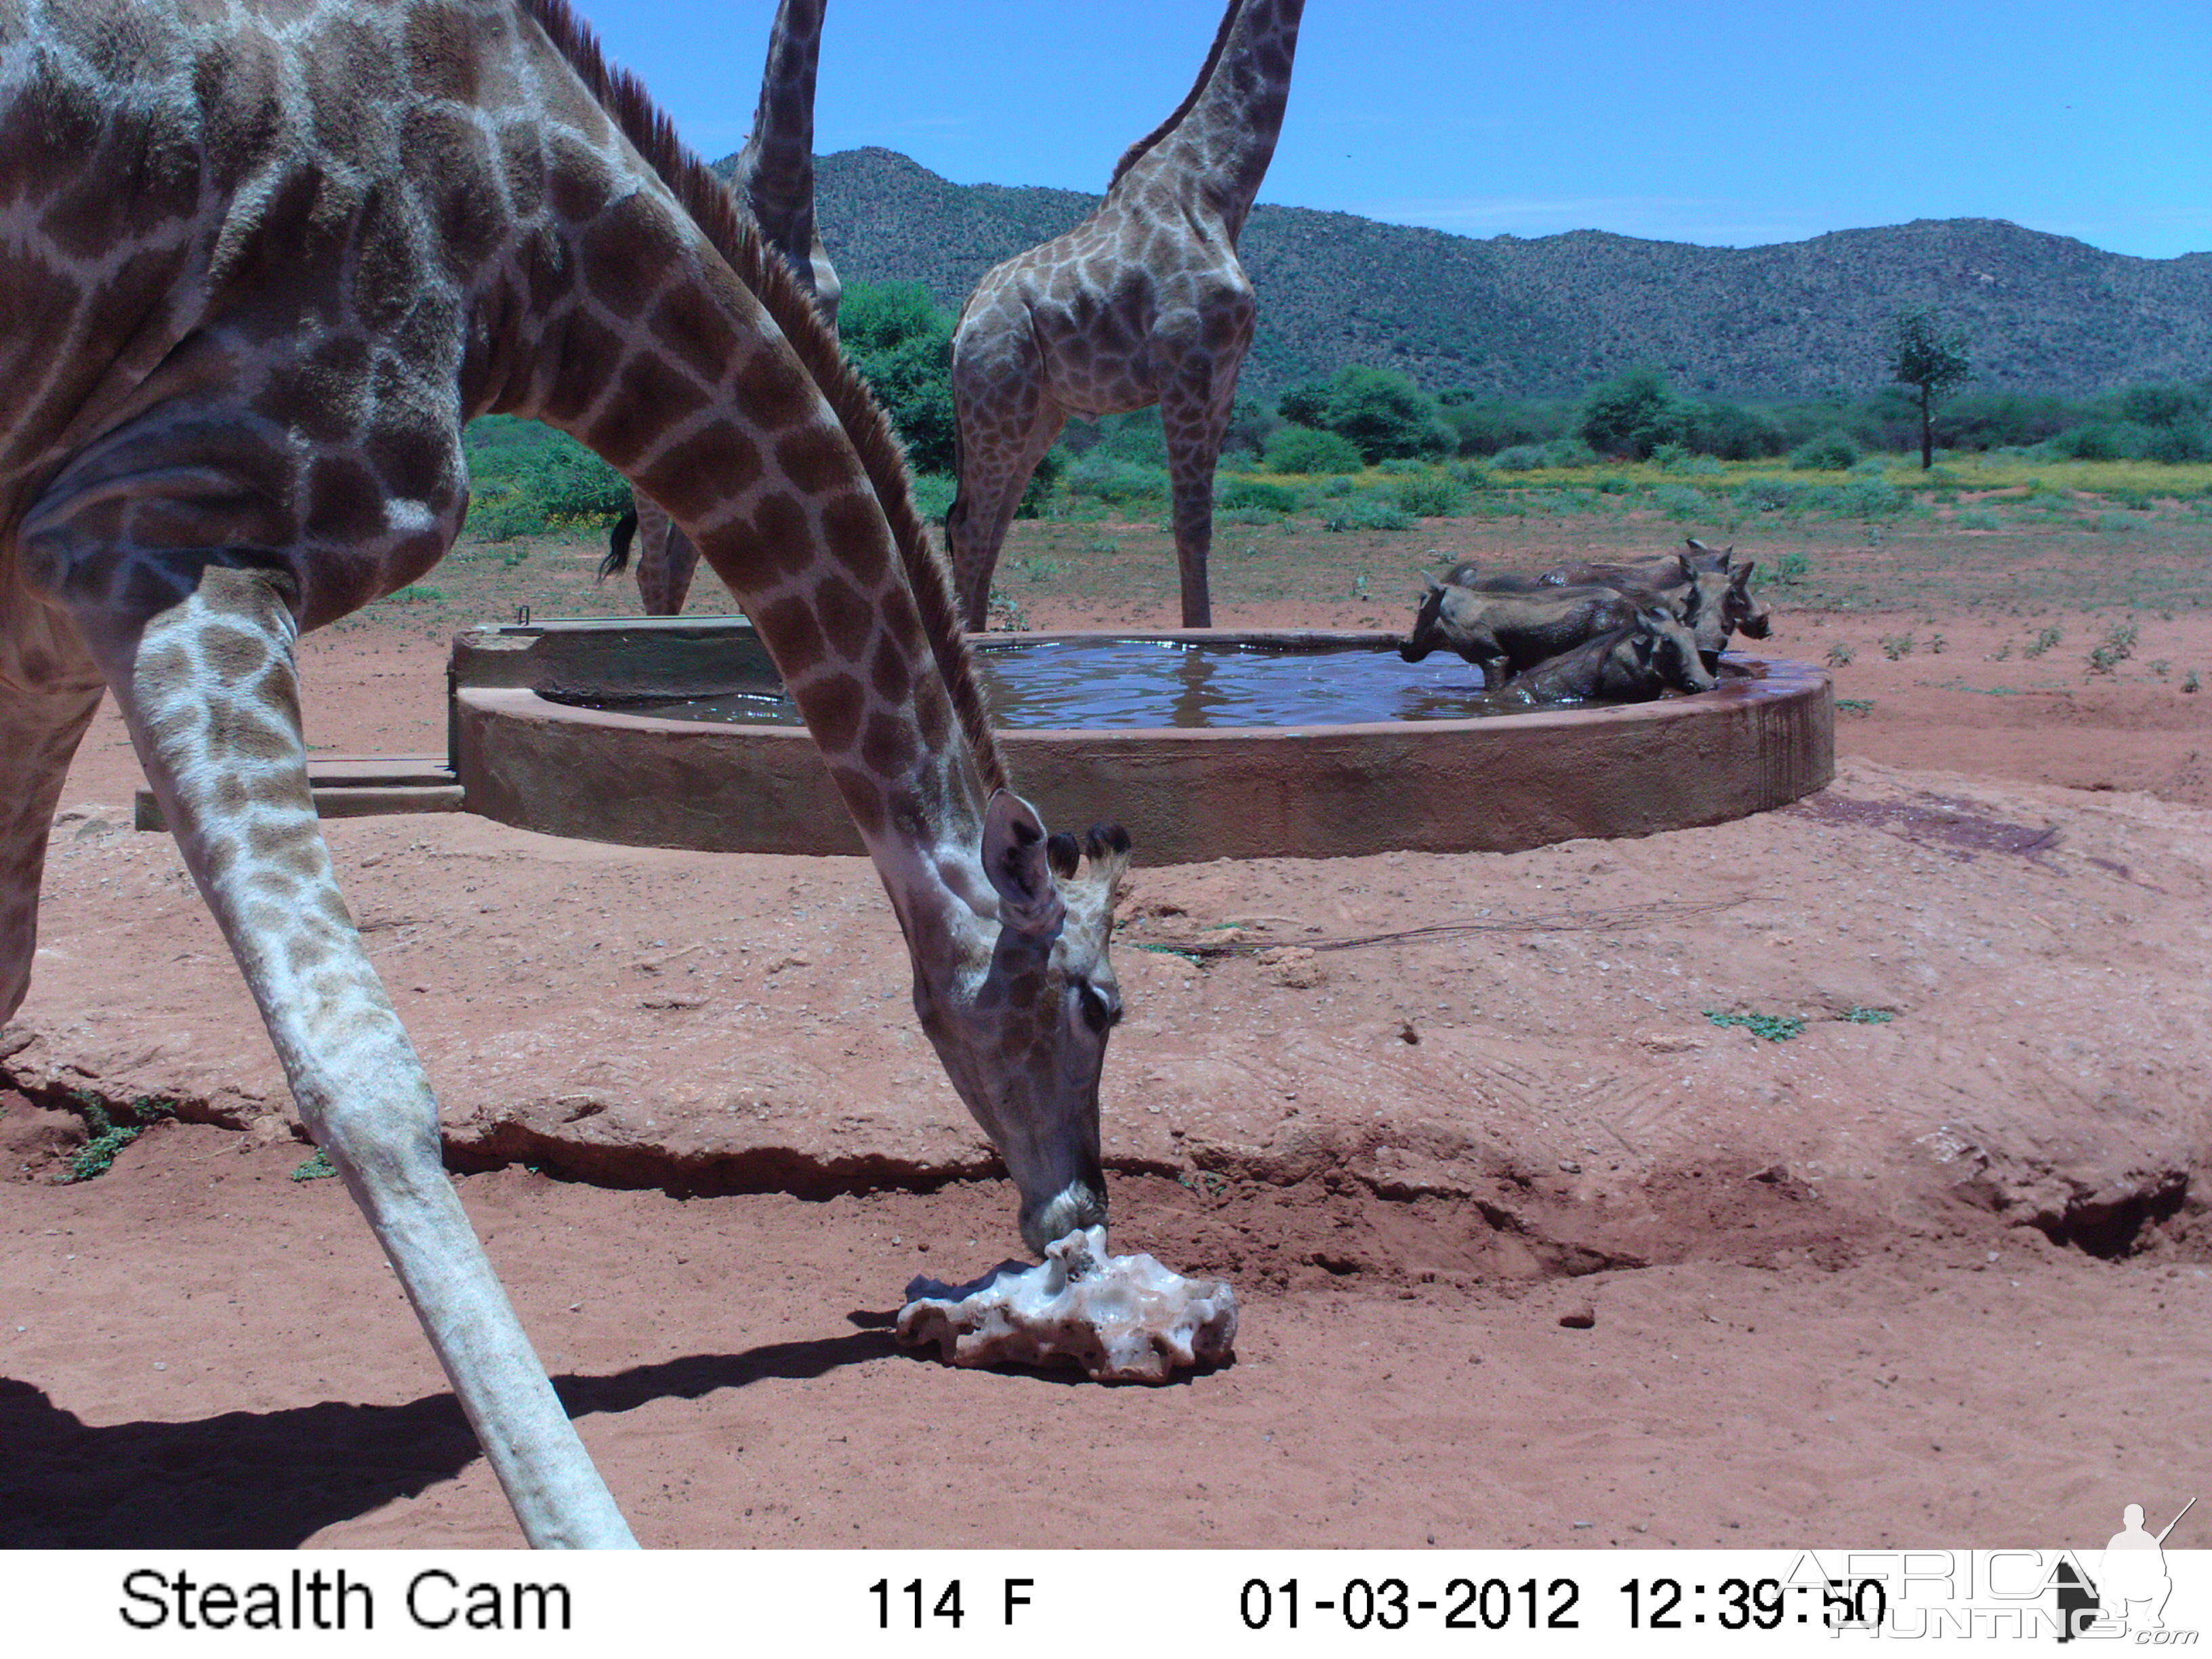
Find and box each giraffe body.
[947,0,1303,630]
[607,0,838,616]
[2,0,1127,1547]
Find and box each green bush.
[1263,424,1365,475]
[1735,477,1799,513]
[1956,507,2001,530]
[1680,398,1789,459]
[1653,483,1711,520]
[1322,493,1414,533]
[2051,422,2152,462]
[1438,394,1574,457]
[841,279,958,474]
[1275,365,1452,462]
[1217,477,1300,515]
[1390,472,1467,517]
[908,472,958,519]
[1064,453,1169,506]
[1580,367,1683,459]
[464,491,548,543]
[1841,478,1907,517]
[1017,446,1065,517]
[1790,430,1860,470]
[1492,437,1598,472]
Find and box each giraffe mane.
[1107,0,1242,188]
[518,0,1008,796]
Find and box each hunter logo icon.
[2059,1496,2196,1640]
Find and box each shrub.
[1491,444,1547,471]
[1391,472,1467,517]
[2051,421,2158,462]
[907,472,957,518]
[1653,483,1711,520]
[840,279,958,474]
[1579,367,1681,459]
[1017,446,1065,517]
[1956,508,2001,530]
[1681,398,1789,459]
[1277,365,1452,462]
[1263,424,1364,475]
[2146,422,2212,463]
[1840,478,1906,517]
[1735,478,1799,513]
[1217,478,1300,515]
[464,491,548,542]
[1438,394,1574,457]
[1064,453,1169,506]
[1789,430,1860,470]
[1322,493,1414,533]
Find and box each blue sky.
[575,1,2211,260]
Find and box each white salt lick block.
[896,1225,1238,1383]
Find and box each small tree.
[1578,367,1681,459]
[1884,305,1973,470]
[840,280,958,474]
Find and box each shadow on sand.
[0,1326,899,1547]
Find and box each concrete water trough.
[449,617,1833,861]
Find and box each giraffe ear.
[983,790,1065,940]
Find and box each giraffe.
[946,0,1303,631]
[1,0,1132,1548]
[600,0,839,616]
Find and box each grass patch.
[291,1149,339,1182]
[1705,1010,1805,1043]
[58,1094,176,1183]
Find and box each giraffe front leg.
[1161,377,1239,630]
[91,565,635,1548]
[0,674,105,1023]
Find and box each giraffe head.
[912,792,1132,1256]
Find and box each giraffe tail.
[596,508,638,581]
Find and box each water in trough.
[544,636,1675,730]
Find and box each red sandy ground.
[5,515,2210,1549]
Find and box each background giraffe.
[600,0,840,615]
[1,0,1129,1547]
[947,0,1304,630]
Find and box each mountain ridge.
[733,146,2212,400]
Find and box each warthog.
[1471,605,1717,710]
[1538,539,1769,661]
[1401,575,1656,687]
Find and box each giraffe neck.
[489,0,1005,954]
[1120,0,1303,241]
[731,0,827,286]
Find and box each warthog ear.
[1674,552,1696,582]
[983,790,1066,941]
[1422,573,1444,593]
[1637,605,1673,634]
[1731,560,1756,588]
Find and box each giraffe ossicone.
[1,0,1131,1549]
[947,0,1305,631]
